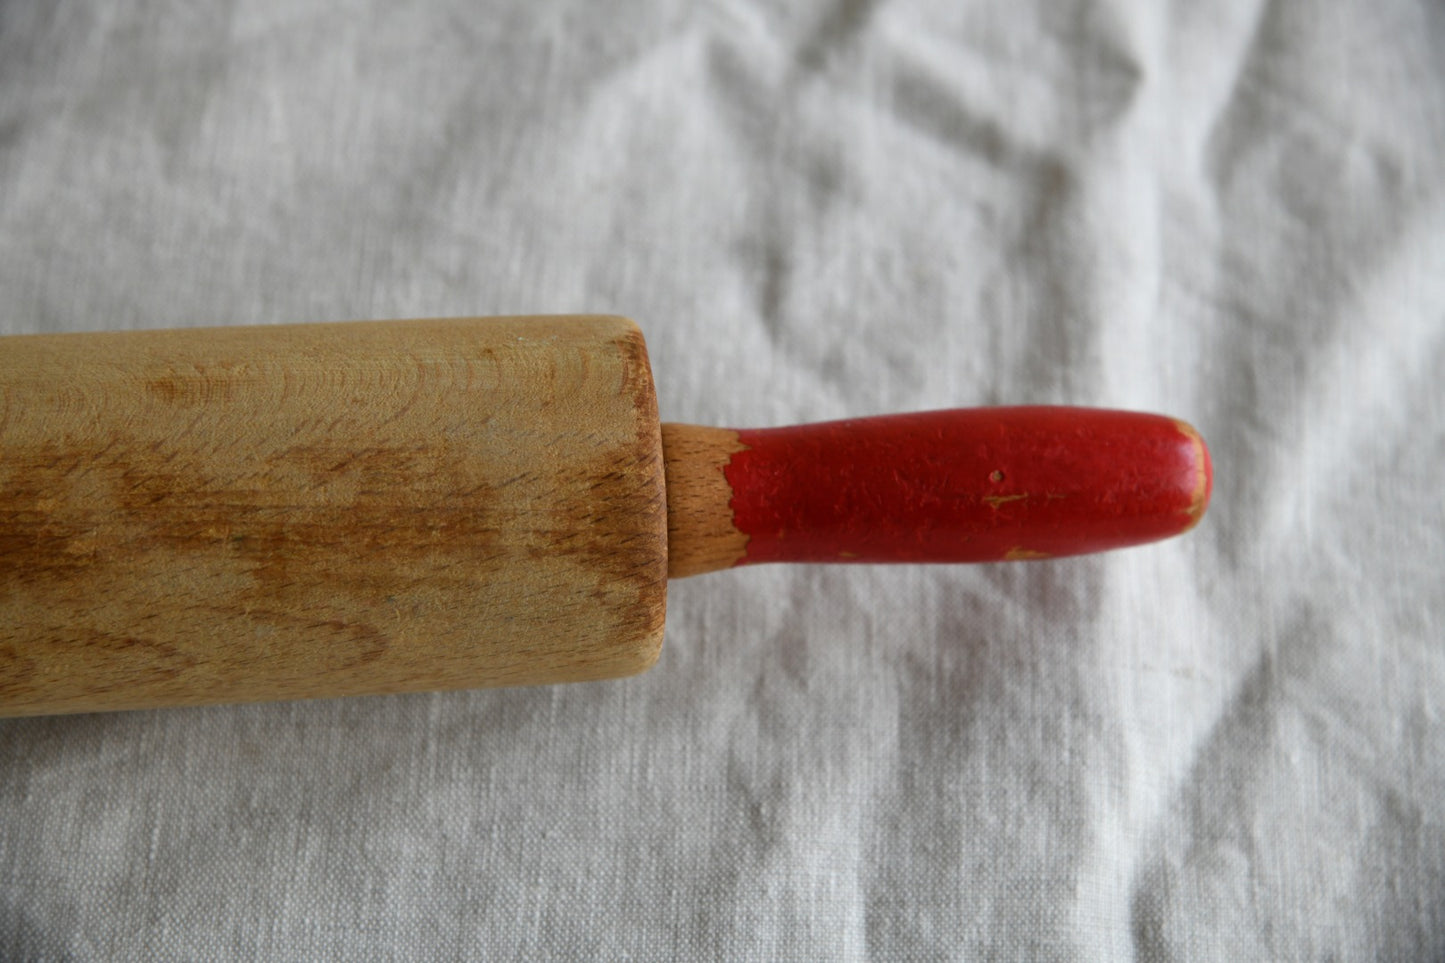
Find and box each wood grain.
[0,316,667,715]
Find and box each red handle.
[721,407,1210,567]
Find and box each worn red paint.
[725,407,1211,566]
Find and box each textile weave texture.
[1,1,1443,959]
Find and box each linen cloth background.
[1,0,1442,959]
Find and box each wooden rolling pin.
[0,316,1211,716]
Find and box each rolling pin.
[0,316,1211,716]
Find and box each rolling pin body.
[0,316,668,715]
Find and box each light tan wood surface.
[660,424,748,578]
[0,316,668,715]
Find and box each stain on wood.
[0,316,667,715]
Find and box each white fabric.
[2,1,1443,958]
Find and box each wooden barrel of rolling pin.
[0,316,669,715]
